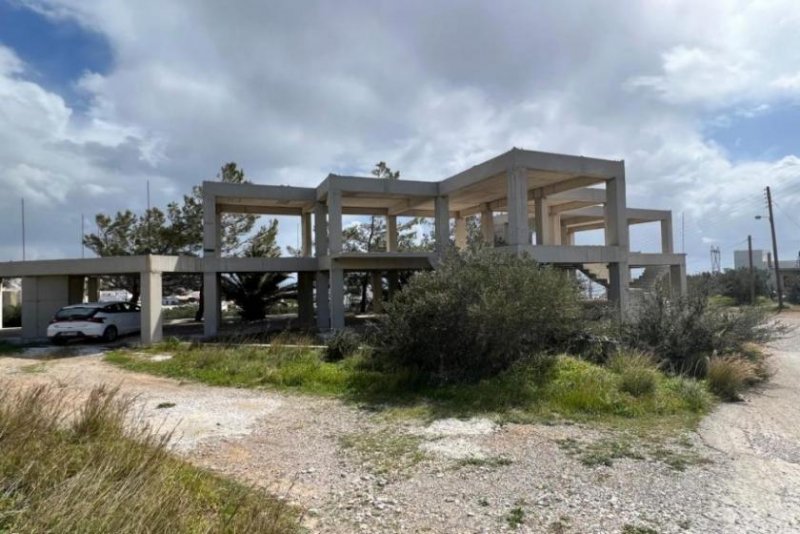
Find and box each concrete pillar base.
[203,272,221,338]
[316,271,330,330]
[330,268,345,330]
[141,271,163,345]
[297,272,314,326]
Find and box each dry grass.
[0,384,298,533]
[707,356,758,401]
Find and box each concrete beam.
[328,175,439,197]
[204,181,316,203]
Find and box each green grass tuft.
[0,383,297,533]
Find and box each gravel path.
[2,315,800,533]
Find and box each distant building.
[733,249,769,270]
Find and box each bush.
[0,384,296,533]
[607,351,657,397]
[376,248,583,384]
[623,287,783,377]
[324,329,361,362]
[2,304,21,328]
[707,356,758,401]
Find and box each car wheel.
[102,326,119,343]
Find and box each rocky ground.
[2,313,799,533]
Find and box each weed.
[0,383,297,533]
[18,362,48,374]
[339,430,425,475]
[622,525,660,534]
[156,402,176,409]
[506,506,525,529]
[456,456,513,469]
[477,497,489,507]
[707,356,757,401]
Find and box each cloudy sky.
[1,0,799,271]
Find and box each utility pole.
[766,186,783,309]
[747,235,754,305]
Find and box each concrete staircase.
[579,264,610,288]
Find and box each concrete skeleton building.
[0,148,686,344]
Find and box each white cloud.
[2,0,800,268]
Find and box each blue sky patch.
[707,104,800,162]
[0,1,112,109]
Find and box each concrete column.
[608,263,630,316]
[301,212,313,256]
[315,271,330,329]
[507,168,530,246]
[68,276,84,304]
[371,272,383,313]
[203,272,220,337]
[534,196,548,245]
[605,173,629,248]
[454,217,467,250]
[605,170,630,316]
[386,215,398,252]
[660,214,674,254]
[480,205,495,245]
[314,202,329,256]
[141,271,163,345]
[202,190,221,257]
[22,276,70,340]
[560,224,575,246]
[87,276,99,302]
[297,272,314,326]
[670,263,687,297]
[328,189,343,254]
[434,195,450,255]
[330,268,345,329]
[548,212,561,245]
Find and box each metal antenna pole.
[747,235,754,305]
[21,198,26,261]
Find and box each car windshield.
[55,307,98,321]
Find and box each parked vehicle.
[47,302,140,344]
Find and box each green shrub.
[0,384,296,533]
[707,356,757,401]
[623,287,783,377]
[324,329,361,362]
[619,367,657,397]
[376,248,583,384]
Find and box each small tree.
[376,248,583,384]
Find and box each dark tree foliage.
[83,163,289,318]
[220,221,296,321]
[376,248,583,385]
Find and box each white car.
[47,302,141,344]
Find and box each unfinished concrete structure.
[0,148,686,343]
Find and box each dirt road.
[2,316,800,533]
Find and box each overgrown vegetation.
[375,248,582,384]
[623,287,781,378]
[0,384,297,533]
